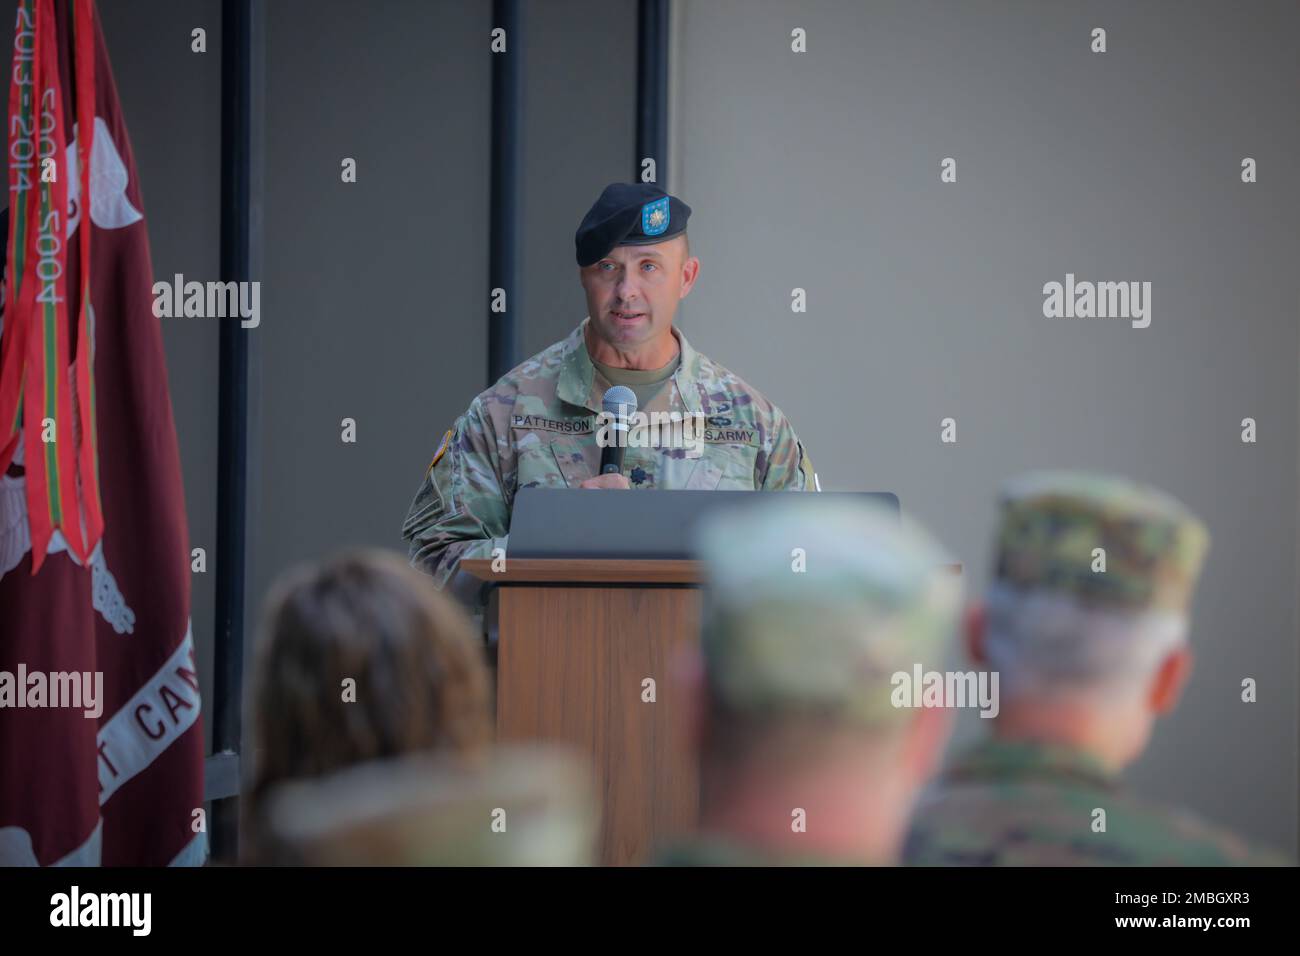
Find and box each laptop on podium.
[507,488,899,560]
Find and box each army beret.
[992,471,1210,613]
[575,182,692,267]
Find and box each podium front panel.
[495,584,701,866]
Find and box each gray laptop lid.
[507,488,900,560]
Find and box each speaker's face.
[579,235,696,356]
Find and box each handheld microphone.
[599,385,638,475]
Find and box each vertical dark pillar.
[211,0,257,863]
[488,0,523,385]
[636,0,669,187]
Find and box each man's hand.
[578,473,631,489]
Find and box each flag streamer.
[0,0,99,572]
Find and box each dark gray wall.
[519,0,639,358]
[251,0,492,660]
[672,0,1298,853]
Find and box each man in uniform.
[658,495,961,865]
[905,471,1289,866]
[402,183,816,599]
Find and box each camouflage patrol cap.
[575,182,692,267]
[693,496,961,725]
[993,471,1210,613]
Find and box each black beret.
[574,182,692,267]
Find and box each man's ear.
[964,601,986,665]
[1149,645,1193,715]
[679,254,700,298]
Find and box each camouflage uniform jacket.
[402,319,817,591]
[903,739,1289,866]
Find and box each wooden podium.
[460,558,703,866]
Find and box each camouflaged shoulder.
[473,337,581,499]
[402,395,507,588]
[402,335,576,568]
[478,337,571,413]
[687,352,816,491]
[905,778,1292,867]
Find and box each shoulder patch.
[426,429,453,475]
